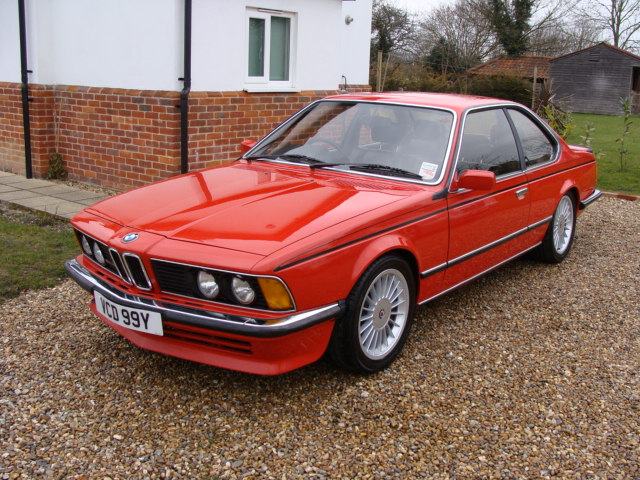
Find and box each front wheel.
[328,255,416,373]
[536,193,576,263]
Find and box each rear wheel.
[328,255,416,373]
[536,193,576,263]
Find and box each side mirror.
[239,139,257,155]
[457,170,496,191]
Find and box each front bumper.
[65,258,342,374]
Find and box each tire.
[328,255,416,373]
[536,193,576,263]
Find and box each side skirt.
[418,242,541,306]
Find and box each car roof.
[322,92,517,114]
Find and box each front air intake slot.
[123,253,152,291]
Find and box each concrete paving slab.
[78,197,108,206]
[13,196,66,208]
[0,184,20,193]
[0,175,33,185]
[0,172,116,219]
[42,202,84,217]
[30,185,78,196]
[0,190,43,201]
[52,190,109,202]
[5,179,52,189]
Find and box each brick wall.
[0,82,370,191]
[0,84,25,173]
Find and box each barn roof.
[550,42,640,63]
[467,56,552,80]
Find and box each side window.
[457,109,520,176]
[246,9,295,89]
[507,109,555,167]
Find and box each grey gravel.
[1,197,638,479]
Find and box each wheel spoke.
[552,196,574,254]
[358,267,411,360]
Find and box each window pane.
[458,109,520,176]
[269,16,290,81]
[248,18,265,77]
[508,110,555,167]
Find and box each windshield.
[247,101,455,183]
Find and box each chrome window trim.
[151,258,297,313]
[447,103,561,192]
[504,106,561,171]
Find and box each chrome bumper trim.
[65,259,342,338]
[579,189,602,209]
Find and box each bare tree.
[419,0,499,72]
[371,0,419,59]
[527,10,603,55]
[585,0,640,50]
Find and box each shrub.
[466,74,530,105]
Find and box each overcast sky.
[393,0,452,15]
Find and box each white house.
[0,0,372,189]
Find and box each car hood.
[86,162,425,256]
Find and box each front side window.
[247,9,294,88]
[457,109,521,177]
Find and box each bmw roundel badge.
[122,232,139,243]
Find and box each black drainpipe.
[18,0,33,179]
[178,0,192,174]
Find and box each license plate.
[94,291,163,336]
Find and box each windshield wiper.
[348,164,423,180]
[245,154,323,165]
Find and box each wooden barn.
[550,43,640,115]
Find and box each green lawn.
[566,113,639,195]
[0,203,79,302]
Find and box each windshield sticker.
[419,162,438,180]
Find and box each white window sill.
[243,86,301,93]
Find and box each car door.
[506,108,560,229]
[443,107,531,292]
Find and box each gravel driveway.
[1,197,638,479]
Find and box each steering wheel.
[307,137,349,161]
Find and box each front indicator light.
[258,278,293,310]
[231,277,255,305]
[197,271,219,299]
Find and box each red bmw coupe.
[66,93,600,375]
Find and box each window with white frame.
[246,8,295,90]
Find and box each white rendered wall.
[0,0,371,92]
[31,0,182,91]
[341,0,373,87]
[0,1,22,83]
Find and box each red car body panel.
[65,92,599,375]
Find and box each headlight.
[231,276,256,305]
[197,271,219,299]
[81,236,93,256]
[92,242,105,265]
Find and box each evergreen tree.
[489,0,534,56]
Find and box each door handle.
[515,187,528,199]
